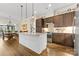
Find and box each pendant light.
[20,5,23,20]
[26,3,27,18]
[32,3,34,17]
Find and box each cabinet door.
[71,11,75,26]
[36,19,42,33]
[53,14,63,27]
[44,17,53,28]
[64,12,75,27]
[64,34,74,47]
[52,33,65,45]
[52,33,74,47]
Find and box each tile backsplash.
[42,26,75,34]
[54,26,75,33]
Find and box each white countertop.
[19,32,47,36]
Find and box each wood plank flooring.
[47,43,74,56]
[0,36,74,56]
[0,37,39,56]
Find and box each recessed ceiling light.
[48,4,52,7]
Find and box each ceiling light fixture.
[26,3,27,18]
[48,4,52,7]
[20,5,23,20]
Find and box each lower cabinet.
[64,34,74,47]
[52,33,65,45]
[52,33,74,47]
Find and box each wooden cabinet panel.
[52,11,75,27]
[71,11,75,26]
[52,33,74,47]
[44,17,53,23]
[36,18,42,33]
[36,12,75,47]
[63,13,71,26]
[63,12,75,27]
[53,14,63,27]
[52,33,65,45]
[64,34,74,47]
[36,18,45,33]
[36,27,42,33]
[44,17,53,28]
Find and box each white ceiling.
[0,3,75,20]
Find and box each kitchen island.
[19,33,47,54]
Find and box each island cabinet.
[19,33,47,54]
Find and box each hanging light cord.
[21,5,23,20]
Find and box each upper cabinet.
[36,18,46,33]
[36,18,43,33]
[63,12,75,27]
[53,14,64,27]
[36,11,75,32]
[53,11,75,27]
[44,17,53,28]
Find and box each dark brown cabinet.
[36,11,75,47]
[36,18,45,33]
[36,17,52,32]
[52,11,75,47]
[53,11,75,27]
[36,12,75,31]
[63,12,75,27]
[44,17,53,28]
[52,33,65,45]
[52,33,74,47]
[53,14,64,27]
[64,34,74,47]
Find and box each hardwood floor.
[0,36,74,56]
[47,43,74,56]
[0,37,39,56]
